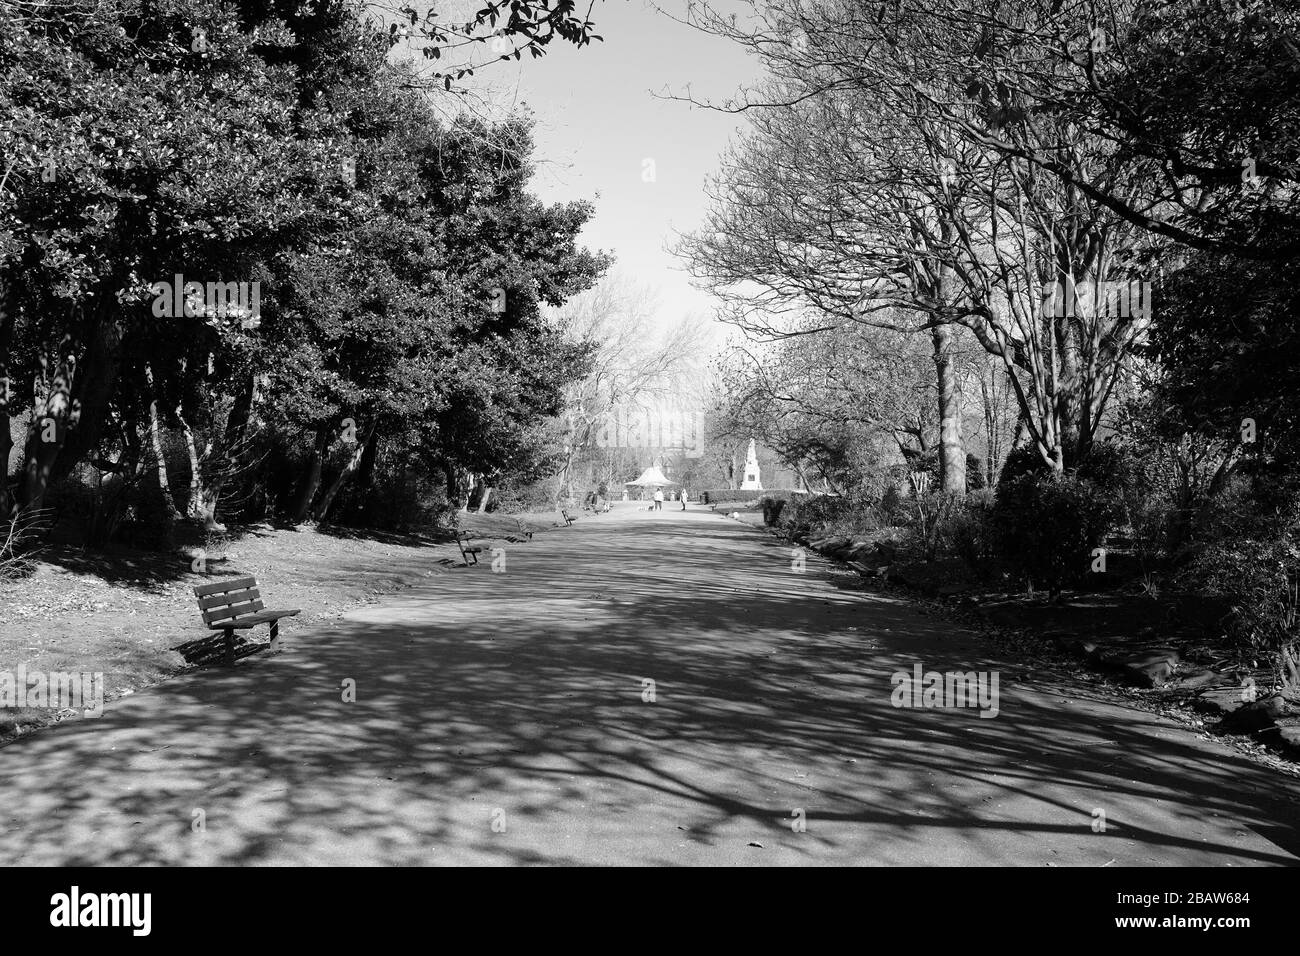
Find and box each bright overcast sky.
[393,0,760,337]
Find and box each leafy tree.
[1,0,607,538]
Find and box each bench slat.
[204,600,265,624]
[194,576,257,598]
[198,588,259,611]
[206,609,300,630]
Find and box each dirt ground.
[0,509,562,739]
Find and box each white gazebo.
[625,464,677,489]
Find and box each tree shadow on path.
[1,510,1296,865]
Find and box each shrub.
[700,488,804,505]
[1075,440,1146,496]
[0,510,45,581]
[998,442,1051,485]
[993,471,1122,598]
[904,491,962,562]
[879,483,904,524]
[357,470,455,531]
[760,496,787,526]
[782,491,885,538]
[1181,537,1300,698]
[491,479,562,514]
[943,488,999,578]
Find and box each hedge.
[701,489,808,505]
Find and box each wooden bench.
[514,518,534,541]
[193,577,301,666]
[560,509,574,526]
[456,529,485,565]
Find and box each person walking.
[653,488,664,511]
[680,489,689,510]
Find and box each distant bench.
[456,529,485,565]
[193,577,301,666]
[457,522,536,566]
[560,509,575,526]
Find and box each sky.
[394,1,761,336]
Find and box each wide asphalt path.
[1,503,1297,864]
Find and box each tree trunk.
[0,276,14,519]
[311,420,377,524]
[978,361,1005,487]
[49,304,123,485]
[198,375,257,532]
[441,459,459,506]
[18,352,77,513]
[356,425,380,489]
[555,448,574,508]
[291,424,330,523]
[147,399,181,520]
[144,366,181,521]
[179,413,205,520]
[930,322,966,495]
[477,486,493,513]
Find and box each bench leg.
[269,620,280,654]
[223,627,236,667]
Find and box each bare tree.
[709,315,938,493]
[549,273,708,505]
[677,0,1158,473]
[678,82,975,491]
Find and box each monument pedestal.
[739,439,763,491]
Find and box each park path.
[1,504,1297,865]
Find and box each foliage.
[701,488,804,505]
[1143,252,1300,471]
[782,490,894,539]
[0,508,45,580]
[943,488,999,579]
[993,471,1124,598]
[998,443,1050,485]
[0,1,605,541]
[758,494,787,526]
[1180,535,1300,697]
